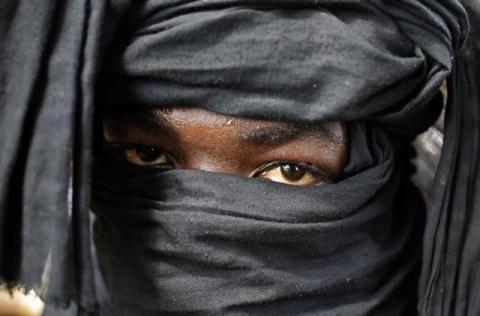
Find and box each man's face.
[102,107,348,186]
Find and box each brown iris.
[280,164,306,182]
[258,162,324,186]
[123,145,170,166]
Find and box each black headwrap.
[0,0,473,315]
[419,1,480,315]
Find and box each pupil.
[280,164,306,181]
[137,146,160,162]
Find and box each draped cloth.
[0,0,475,315]
[92,121,424,315]
[419,1,480,315]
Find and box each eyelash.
[105,144,176,167]
[252,161,333,183]
[104,143,333,182]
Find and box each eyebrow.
[241,124,342,146]
[110,107,175,136]
[107,107,342,145]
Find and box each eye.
[109,144,173,168]
[255,162,329,186]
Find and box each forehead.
[103,106,346,145]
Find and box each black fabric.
[95,2,466,314]
[92,122,424,315]
[101,0,460,136]
[418,0,480,314]
[0,0,101,314]
[0,0,475,315]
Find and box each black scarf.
[92,122,422,315]
[0,1,475,315]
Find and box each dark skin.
[103,107,349,186]
[0,109,347,316]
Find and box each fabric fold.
[0,0,473,315]
[418,0,480,314]
[92,123,424,315]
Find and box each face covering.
[93,1,465,313]
[92,122,424,315]
[0,1,473,315]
